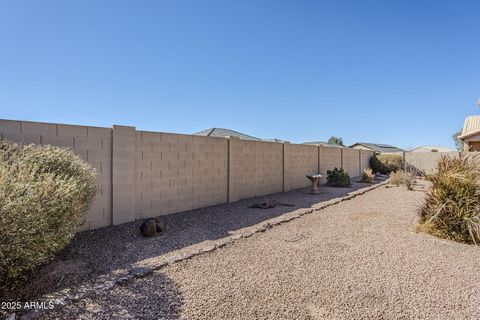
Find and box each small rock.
[130,267,153,278]
[140,219,157,237]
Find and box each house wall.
[351,145,373,151]
[462,134,480,151]
[0,118,375,230]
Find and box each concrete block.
[87,126,111,139]
[75,137,102,150]
[0,119,21,134]
[57,124,88,137]
[22,121,57,136]
[2,132,41,145]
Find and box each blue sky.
[1,0,479,149]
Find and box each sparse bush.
[389,171,402,185]
[361,168,375,183]
[418,154,480,244]
[327,167,351,187]
[0,141,96,283]
[370,154,404,174]
[389,169,415,190]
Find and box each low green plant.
[370,154,404,174]
[0,141,96,284]
[327,167,351,187]
[361,168,375,183]
[418,154,480,244]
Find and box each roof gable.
[350,142,405,153]
[194,128,261,141]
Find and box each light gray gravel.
[9,181,376,304]
[44,182,480,319]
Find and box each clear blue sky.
[1,1,479,149]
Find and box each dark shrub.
[327,167,351,187]
[418,154,480,244]
[0,141,96,283]
[370,154,404,174]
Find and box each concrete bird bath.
[306,174,322,194]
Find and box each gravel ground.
[4,180,378,303]
[43,181,480,320]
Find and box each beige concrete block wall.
[229,138,283,202]
[360,150,374,173]
[0,119,112,231]
[284,143,319,191]
[112,125,136,225]
[319,146,342,183]
[342,148,361,177]
[1,118,376,231]
[134,131,228,219]
[405,152,460,174]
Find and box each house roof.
[264,138,285,143]
[302,141,343,148]
[349,142,405,153]
[459,115,480,140]
[194,128,261,141]
[410,146,455,152]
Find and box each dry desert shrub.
[0,141,96,285]
[418,154,480,244]
[361,168,375,183]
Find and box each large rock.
[140,219,157,237]
[154,217,166,232]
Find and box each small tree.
[327,136,344,146]
[452,130,463,151]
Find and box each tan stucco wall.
[351,145,372,151]
[462,134,480,151]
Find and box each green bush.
[370,154,404,174]
[0,141,96,283]
[327,167,351,187]
[418,154,480,244]
[361,168,375,183]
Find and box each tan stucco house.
[410,146,455,153]
[349,142,404,154]
[459,115,480,151]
